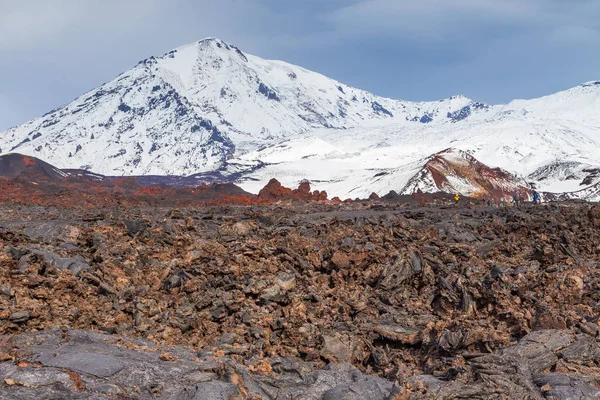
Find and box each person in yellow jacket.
[454,193,460,204]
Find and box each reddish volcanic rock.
[134,185,177,196]
[369,192,380,200]
[0,173,334,208]
[0,153,67,180]
[0,155,332,208]
[297,180,311,195]
[403,148,530,201]
[258,178,293,200]
[258,178,328,202]
[313,190,328,201]
[112,177,144,193]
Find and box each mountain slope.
[0,153,67,180]
[1,38,599,200]
[232,112,600,199]
[1,46,234,176]
[0,38,477,176]
[400,149,529,199]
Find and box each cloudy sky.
[1,0,599,130]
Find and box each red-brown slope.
[0,153,68,180]
[403,148,530,201]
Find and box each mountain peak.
[196,37,233,49]
[190,37,242,52]
[157,37,249,66]
[199,36,220,42]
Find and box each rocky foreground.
[1,201,600,399]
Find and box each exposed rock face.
[297,180,311,195]
[1,329,598,399]
[0,159,334,207]
[0,330,396,400]
[14,249,90,276]
[402,148,529,200]
[411,330,600,399]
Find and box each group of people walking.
[453,190,545,208]
[512,191,542,208]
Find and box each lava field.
[1,199,600,398]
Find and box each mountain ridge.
[1,37,599,200]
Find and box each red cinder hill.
[0,153,68,180]
[402,149,530,201]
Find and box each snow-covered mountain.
[0,38,475,176]
[1,38,599,200]
[233,83,600,199]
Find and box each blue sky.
[1,0,599,130]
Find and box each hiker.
[454,193,460,205]
[532,191,541,205]
[513,192,521,209]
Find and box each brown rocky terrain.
[1,198,600,399]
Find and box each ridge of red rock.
[420,149,529,200]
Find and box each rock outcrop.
[257,178,327,201]
[1,329,598,399]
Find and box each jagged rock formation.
[0,154,335,207]
[257,178,327,201]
